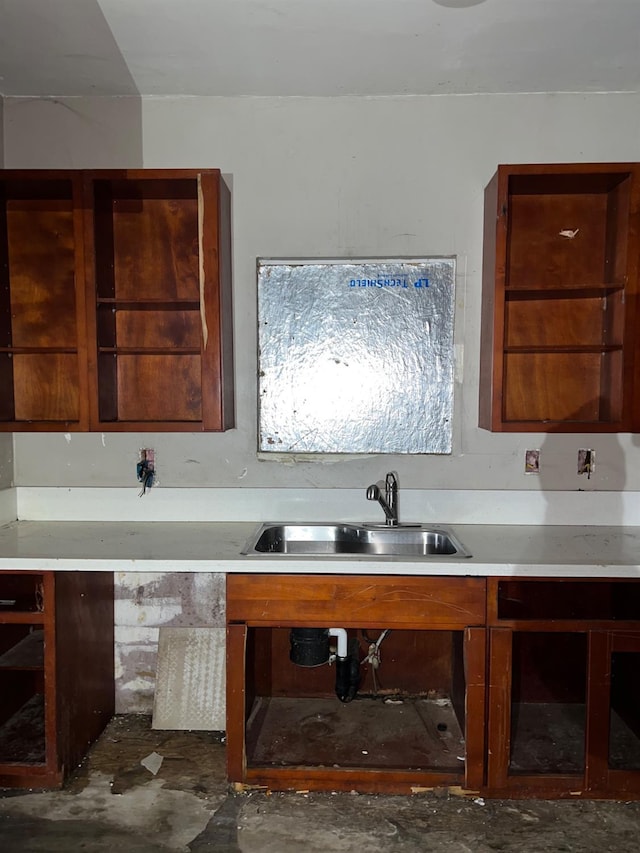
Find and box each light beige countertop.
[0,520,640,577]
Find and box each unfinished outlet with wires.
[578,449,595,479]
[137,448,156,496]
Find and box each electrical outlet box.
[577,449,595,477]
[525,449,540,474]
[137,448,156,494]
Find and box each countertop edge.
[1,521,640,577]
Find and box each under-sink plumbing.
[289,627,360,703]
[366,471,399,526]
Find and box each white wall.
[5,92,640,494]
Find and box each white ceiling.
[0,0,639,99]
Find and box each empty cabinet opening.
[91,177,204,424]
[609,651,640,771]
[506,171,631,291]
[244,628,468,773]
[497,580,640,621]
[486,166,634,430]
[509,632,587,776]
[503,170,631,426]
[0,178,80,424]
[0,625,46,765]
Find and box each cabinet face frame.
[82,169,234,432]
[0,168,234,432]
[479,162,640,433]
[486,579,640,799]
[0,570,114,790]
[226,575,487,795]
[587,630,640,795]
[0,571,59,787]
[486,626,592,795]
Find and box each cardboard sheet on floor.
[152,627,225,730]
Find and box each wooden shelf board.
[505,284,625,298]
[97,299,200,311]
[504,345,623,354]
[97,347,201,355]
[0,348,78,355]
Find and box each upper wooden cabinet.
[480,163,640,432]
[0,169,234,432]
[0,173,88,429]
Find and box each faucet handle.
[385,471,398,490]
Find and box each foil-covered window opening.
[258,258,456,454]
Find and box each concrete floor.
[1,715,640,852]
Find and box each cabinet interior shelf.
[97,347,201,355]
[505,344,623,354]
[0,613,45,625]
[97,299,201,311]
[0,348,78,355]
[505,284,624,299]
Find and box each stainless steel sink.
[241,523,471,558]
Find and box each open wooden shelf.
[480,163,640,432]
[84,170,233,430]
[0,168,234,431]
[0,571,114,789]
[0,173,86,427]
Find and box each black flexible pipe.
[335,651,360,703]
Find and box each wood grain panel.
[464,627,486,791]
[7,200,77,348]
[503,351,617,423]
[486,627,511,789]
[115,354,201,422]
[226,623,248,783]
[110,189,199,302]
[227,575,486,629]
[13,354,79,421]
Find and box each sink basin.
[241,523,471,558]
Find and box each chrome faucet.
[366,471,399,526]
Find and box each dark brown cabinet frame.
[227,574,640,799]
[226,574,487,795]
[0,570,114,789]
[0,169,234,432]
[486,578,640,799]
[480,163,640,432]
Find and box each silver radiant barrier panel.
[257,258,456,454]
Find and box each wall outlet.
[577,449,595,478]
[525,449,540,474]
[137,448,156,494]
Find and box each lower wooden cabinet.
[0,570,114,788]
[227,574,640,799]
[226,574,487,794]
[486,578,640,799]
